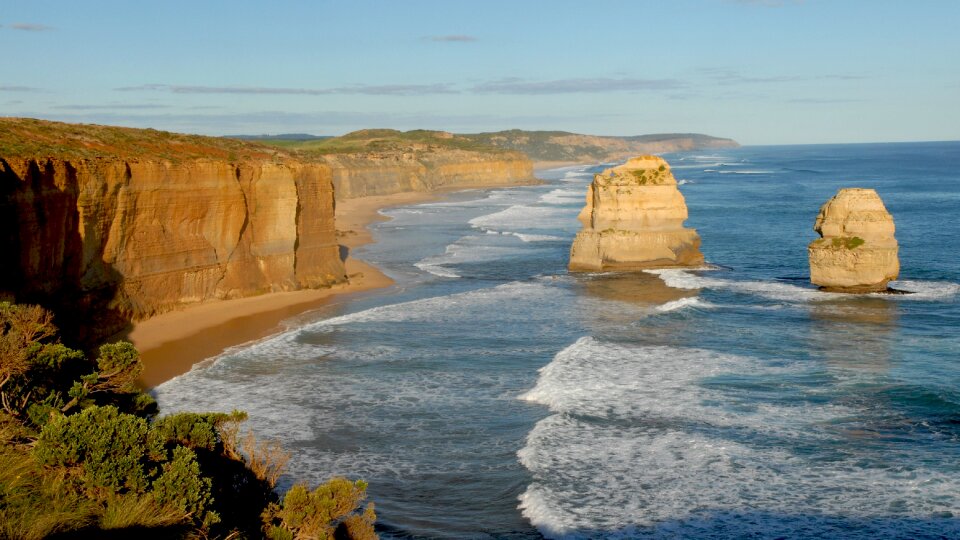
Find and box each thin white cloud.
[9,23,54,31]
[116,83,459,96]
[472,77,684,94]
[788,97,863,104]
[425,34,477,42]
[729,0,803,6]
[701,69,866,85]
[51,103,170,110]
[0,85,40,92]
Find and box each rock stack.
[569,156,703,271]
[808,188,899,292]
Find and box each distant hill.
[246,129,512,156]
[229,133,333,141]
[245,128,739,163]
[462,130,739,163]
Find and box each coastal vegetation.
[255,128,510,156]
[461,129,738,162]
[0,118,282,162]
[244,128,739,163]
[0,301,376,539]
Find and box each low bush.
[0,302,378,538]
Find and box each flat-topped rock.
[569,156,703,271]
[808,188,899,292]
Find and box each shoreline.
[132,181,543,389]
[132,190,449,389]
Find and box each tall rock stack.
[808,188,899,292]
[569,156,704,271]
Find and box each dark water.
[156,142,960,539]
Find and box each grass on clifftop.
[0,118,285,162]
[254,128,511,156]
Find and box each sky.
[1,0,958,145]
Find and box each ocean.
[155,141,960,539]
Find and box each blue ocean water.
[155,142,960,539]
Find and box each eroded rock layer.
[808,188,899,292]
[321,151,534,200]
[569,156,703,271]
[0,157,345,341]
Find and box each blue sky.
[1,0,958,144]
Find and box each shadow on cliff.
[0,158,133,349]
[535,510,959,539]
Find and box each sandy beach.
[132,190,444,388]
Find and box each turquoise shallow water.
[156,142,960,539]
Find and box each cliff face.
[0,118,543,344]
[0,156,344,341]
[808,188,899,292]
[319,150,534,200]
[569,156,703,271]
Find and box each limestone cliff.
[0,119,540,343]
[0,119,347,342]
[259,129,537,200]
[319,150,533,200]
[569,156,704,271]
[808,188,899,292]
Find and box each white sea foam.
[649,269,837,302]
[671,163,720,169]
[560,171,594,183]
[539,187,586,205]
[888,280,960,299]
[518,336,960,539]
[413,235,530,276]
[676,179,693,185]
[414,260,460,278]
[655,296,714,312]
[716,169,776,175]
[647,269,960,304]
[469,204,572,232]
[512,232,565,242]
[155,279,569,483]
[519,337,806,424]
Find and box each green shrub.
[151,445,216,524]
[151,412,232,452]
[34,405,160,496]
[0,301,378,537]
[262,478,376,540]
[829,236,866,249]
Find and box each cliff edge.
[569,156,704,271]
[0,119,346,342]
[808,188,899,292]
[251,129,537,200]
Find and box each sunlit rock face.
[0,157,345,341]
[569,156,703,272]
[808,188,899,292]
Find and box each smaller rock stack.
[568,156,703,271]
[808,188,899,292]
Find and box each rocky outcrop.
[320,151,534,200]
[0,156,344,342]
[808,188,899,292]
[569,156,704,271]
